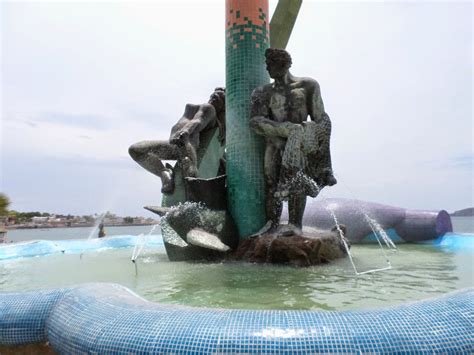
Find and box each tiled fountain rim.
[1,283,472,353]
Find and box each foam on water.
[431,233,474,252]
[0,235,163,261]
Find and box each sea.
[5,224,161,243]
[5,217,473,243]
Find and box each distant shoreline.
[6,223,157,230]
[450,208,474,217]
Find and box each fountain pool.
[1,224,472,311]
[1,219,473,353]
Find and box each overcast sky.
[1,0,472,217]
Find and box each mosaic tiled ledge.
[0,283,472,353]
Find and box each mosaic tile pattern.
[0,288,68,346]
[226,0,270,238]
[1,283,472,353]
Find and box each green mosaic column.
[226,0,270,239]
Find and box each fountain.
[79,212,106,259]
[0,0,471,353]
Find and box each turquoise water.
[0,218,472,311]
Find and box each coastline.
[6,223,157,230]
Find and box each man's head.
[209,87,226,111]
[265,48,292,79]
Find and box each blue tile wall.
[0,283,472,353]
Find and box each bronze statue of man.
[250,48,336,230]
[129,88,225,193]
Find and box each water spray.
[131,223,160,276]
[302,173,394,276]
[325,206,358,273]
[327,205,393,275]
[298,177,365,275]
[80,212,107,260]
[364,215,397,250]
[334,173,398,259]
[131,258,138,276]
[323,174,396,275]
[335,174,397,251]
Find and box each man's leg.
[128,140,178,193]
[318,113,337,186]
[179,133,199,177]
[266,184,283,230]
[264,145,282,229]
[288,193,306,229]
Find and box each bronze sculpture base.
[232,225,349,267]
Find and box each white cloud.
[1,1,472,216]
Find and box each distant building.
[32,216,49,223]
[103,216,124,225]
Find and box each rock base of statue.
[232,224,349,267]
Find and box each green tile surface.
[226,1,270,238]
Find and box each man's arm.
[171,104,216,144]
[307,79,331,145]
[249,87,300,138]
[250,118,301,138]
[184,104,216,136]
[250,87,271,135]
[306,79,337,186]
[307,80,326,123]
[250,87,269,120]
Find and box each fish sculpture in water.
[145,175,239,261]
[146,201,239,261]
